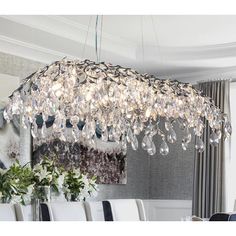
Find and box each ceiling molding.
[1,16,236,83]
[0,15,136,60]
[169,66,236,84]
[0,35,76,63]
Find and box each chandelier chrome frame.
[4,58,232,156]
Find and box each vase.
[35,186,51,203]
[0,197,10,204]
[32,198,40,221]
[51,187,66,202]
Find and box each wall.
[96,136,151,200]
[143,200,192,221]
[0,52,194,201]
[149,124,194,200]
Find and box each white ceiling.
[1,15,236,83]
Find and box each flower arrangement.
[32,157,65,201]
[63,169,98,201]
[0,157,98,204]
[0,161,34,204]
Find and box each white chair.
[107,199,146,221]
[14,204,34,221]
[41,202,87,221]
[234,199,236,211]
[0,203,17,221]
[84,201,105,221]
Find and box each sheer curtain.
[225,82,236,212]
[192,80,231,218]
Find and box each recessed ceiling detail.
[1,15,236,83]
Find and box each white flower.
[73,169,81,178]
[35,166,48,182]
[10,195,22,204]
[57,173,65,189]
[27,184,34,195]
[0,168,7,175]
[47,174,53,182]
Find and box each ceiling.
[1,15,236,83]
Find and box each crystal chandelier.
[3,59,232,156]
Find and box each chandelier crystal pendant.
[3,59,232,156]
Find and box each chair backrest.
[228,213,236,221]
[14,204,34,221]
[234,200,236,212]
[41,202,87,221]
[84,201,105,221]
[108,199,146,221]
[0,203,17,221]
[84,201,114,221]
[209,213,230,221]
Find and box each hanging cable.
[151,16,165,77]
[95,15,99,62]
[140,16,145,72]
[98,15,103,62]
[81,16,92,59]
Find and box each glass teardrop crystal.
[182,140,188,151]
[216,129,222,140]
[147,140,156,155]
[31,124,38,139]
[126,127,133,143]
[195,136,204,152]
[141,135,150,150]
[183,128,191,143]
[101,129,108,142]
[131,135,139,150]
[160,140,169,156]
[224,121,232,138]
[209,132,219,146]
[167,128,177,143]
[165,121,172,131]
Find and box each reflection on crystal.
[131,135,138,150]
[101,129,108,142]
[182,140,188,151]
[216,129,222,140]
[195,136,204,153]
[41,123,47,139]
[147,139,156,156]
[141,135,149,150]
[224,121,232,139]
[31,124,38,139]
[167,128,177,144]
[165,120,172,131]
[160,140,169,156]
[183,128,192,144]
[126,128,133,143]
[209,132,219,146]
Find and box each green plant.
[0,157,98,204]
[63,168,97,201]
[0,161,34,204]
[32,157,65,200]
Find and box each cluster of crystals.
[3,59,232,156]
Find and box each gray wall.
[0,52,194,200]
[96,137,151,200]
[149,124,194,200]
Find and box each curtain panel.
[192,80,231,218]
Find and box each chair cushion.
[0,203,16,221]
[47,202,87,221]
[15,204,33,221]
[84,201,105,221]
[108,199,141,221]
